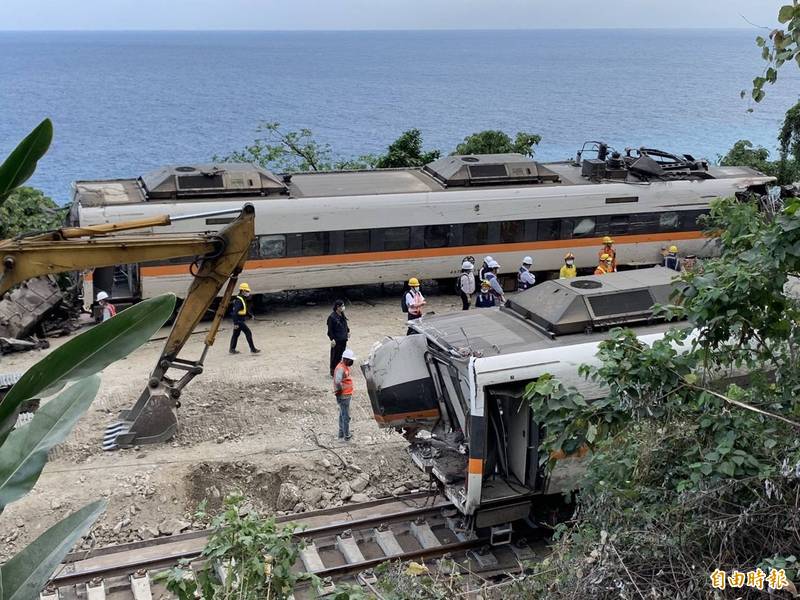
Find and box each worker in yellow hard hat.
[403,277,426,334]
[475,280,497,307]
[594,253,614,276]
[560,252,577,279]
[663,244,681,272]
[599,236,617,271]
[229,282,260,354]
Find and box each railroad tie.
[410,519,441,549]
[85,578,106,600]
[373,526,404,557]
[39,588,59,600]
[299,543,326,572]
[335,530,366,564]
[129,570,153,600]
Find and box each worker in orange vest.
[595,254,614,275]
[333,348,356,441]
[599,236,617,271]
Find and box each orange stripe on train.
[136,231,706,278]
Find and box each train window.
[537,219,560,241]
[659,212,680,231]
[500,220,525,243]
[680,210,709,230]
[343,230,370,253]
[302,232,329,256]
[523,220,539,241]
[462,222,489,246]
[609,215,629,236]
[258,234,286,258]
[383,227,410,251]
[424,225,451,248]
[629,213,659,234]
[572,217,595,237]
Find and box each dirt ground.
[0,289,463,560]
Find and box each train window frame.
[286,233,303,257]
[659,211,680,231]
[257,234,287,259]
[629,212,659,234]
[537,219,561,241]
[462,222,490,246]
[524,219,539,241]
[424,224,452,248]
[301,231,329,256]
[564,217,596,239]
[343,229,371,254]
[383,227,411,251]
[608,215,630,236]
[500,220,525,244]
[409,226,425,250]
[680,209,709,231]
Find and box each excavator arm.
[0,203,256,450]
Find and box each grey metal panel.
[290,170,438,197]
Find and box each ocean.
[0,29,796,204]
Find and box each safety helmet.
[564,252,575,260]
[522,256,533,265]
[239,282,251,292]
[602,236,614,244]
[488,259,500,269]
[484,256,493,264]
[461,261,474,270]
[408,277,420,286]
[480,279,491,288]
[342,348,356,361]
[96,291,109,302]
[600,253,612,261]
[668,245,678,253]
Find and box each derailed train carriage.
[363,267,683,529]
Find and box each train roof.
[72,147,771,207]
[410,267,680,358]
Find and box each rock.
[339,482,353,501]
[349,475,369,493]
[321,458,332,469]
[15,519,24,528]
[303,487,324,506]
[50,499,63,510]
[350,493,370,503]
[139,526,160,540]
[392,485,407,495]
[158,518,190,536]
[293,502,305,513]
[277,483,302,511]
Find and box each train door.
[486,385,542,490]
[92,264,141,303]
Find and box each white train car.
[69,145,773,301]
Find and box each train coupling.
[102,384,177,451]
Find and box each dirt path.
[0,292,463,559]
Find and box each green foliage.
[453,130,541,157]
[0,376,100,512]
[719,139,779,176]
[0,186,62,238]
[161,494,317,600]
[0,500,107,600]
[748,2,800,102]
[374,129,440,168]
[217,121,377,172]
[0,119,52,201]
[372,560,465,599]
[519,194,800,598]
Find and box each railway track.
[42,492,546,599]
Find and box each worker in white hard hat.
[458,260,476,310]
[95,290,117,322]
[517,256,536,291]
[229,282,260,354]
[484,260,507,304]
[333,348,357,441]
[479,256,494,282]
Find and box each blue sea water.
[0,29,797,204]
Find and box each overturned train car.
[363,268,682,527]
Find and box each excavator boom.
[0,204,257,450]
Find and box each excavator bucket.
[102,204,255,450]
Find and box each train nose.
[361,335,440,430]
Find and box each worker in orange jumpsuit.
[594,253,614,275]
[599,236,617,271]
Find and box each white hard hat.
[96,291,109,302]
[342,349,356,361]
[489,259,500,268]
[484,256,493,263]
[522,256,533,265]
[461,260,473,270]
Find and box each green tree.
[0,186,62,238]
[373,128,440,168]
[748,1,800,101]
[453,130,541,157]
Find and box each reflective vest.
[234,295,247,316]
[594,264,610,276]
[333,362,354,396]
[599,245,617,270]
[560,264,577,279]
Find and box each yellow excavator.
[0,203,255,450]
